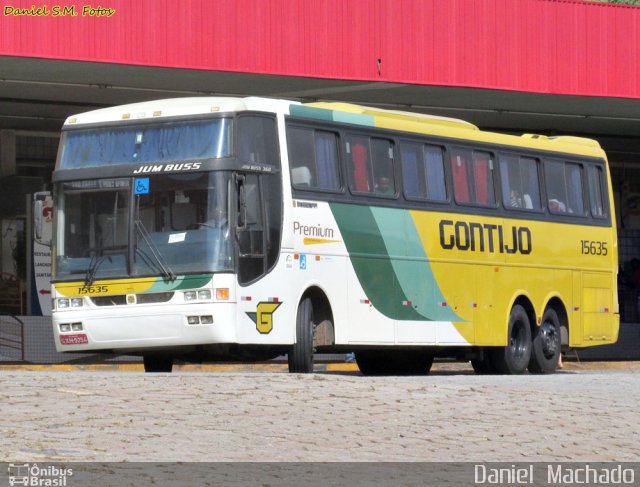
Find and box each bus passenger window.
[347,136,372,193]
[401,142,423,199]
[545,160,585,215]
[314,132,340,190]
[401,142,446,202]
[499,155,541,210]
[587,165,606,218]
[451,149,471,203]
[566,163,584,214]
[473,151,495,205]
[371,138,395,197]
[425,146,446,201]
[288,127,316,187]
[452,148,495,206]
[545,161,568,213]
[287,127,341,191]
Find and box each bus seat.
[171,203,197,229]
[523,194,533,209]
[292,166,312,186]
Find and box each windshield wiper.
[134,220,176,282]
[84,254,111,286]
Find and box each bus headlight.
[184,290,212,302]
[57,298,70,309]
[197,290,212,300]
[59,323,72,332]
[70,298,83,308]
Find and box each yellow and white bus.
[49,97,618,374]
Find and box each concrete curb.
[0,360,638,372]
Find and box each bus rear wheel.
[528,308,561,374]
[288,297,314,373]
[490,304,532,375]
[356,350,433,376]
[143,355,173,373]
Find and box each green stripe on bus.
[370,207,462,322]
[148,274,212,292]
[330,203,424,321]
[289,105,334,121]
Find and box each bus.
[48,96,619,374]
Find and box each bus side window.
[237,115,279,165]
[565,163,585,215]
[371,138,395,197]
[287,127,341,191]
[347,136,372,193]
[402,142,446,201]
[425,146,447,201]
[500,155,541,210]
[287,127,316,187]
[314,131,341,190]
[545,161,568,213]
[587,165,607,218]
[473,151,495,206]
[451,149,471,203]
[545,159,585,215]
[401,142,424,199]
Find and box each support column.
[0,130,17,177]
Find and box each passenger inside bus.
[375,176,394,195]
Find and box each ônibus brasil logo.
[7,463,73,486]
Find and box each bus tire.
[528,308,561,374]
[356,350,433,376]
[288,297,314,373]
[143,355,173,373]
[490,304,532,375]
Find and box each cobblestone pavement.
[1,362,639,463]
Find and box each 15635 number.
[581,240,608,256]
[77,285,108,295]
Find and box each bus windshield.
[58,118,232,168]
[54,172,233,282]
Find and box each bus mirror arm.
[235,174,247,231]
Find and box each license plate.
[60,334,88,345]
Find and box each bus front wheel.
[528,308,561,374]
[288,297,314,373]
[490,304,532,374]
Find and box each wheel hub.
[540,321,559,358]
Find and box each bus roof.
[63,96,605,159]
[296,101,604,158]
[63,96,297,126]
